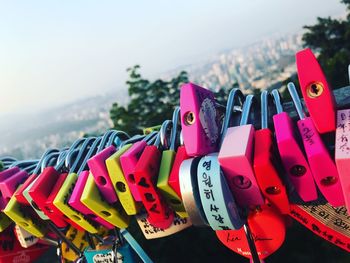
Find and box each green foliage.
[110,65,189,135]
[302,0,350,88]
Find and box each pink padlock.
[69,170,114,229]
[88,145,118,203]
[218,92,264,207]
[335,110,350,213]
[288,82,344,207]
[271,89,318,202]
[87,131,128,204]
[120,133,155,202]
[0,167,20,209]
[180,83,221,156]
[0,170,29,201]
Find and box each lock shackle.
[145,131,158,145]
[77,137,102,174]
[160,120,173,149]
[10,159,39,169]
[243,224,261,263]
[170,107,180,151]
[0,156,17,163]
[240,94,258,126]
[261,90,274,129]
[108,130,130,148]
[32,148,60,175]
[120,134,145,147]
[98,130,115,152]
[42,151,61,170]
[221,88,245,140]
[271,89,284,114]
[56,137,86,171]
[287,82,306,120]
[68,137,97,173]
[180,131,184,146]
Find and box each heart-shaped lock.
[216,205,286,260]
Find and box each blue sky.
[0,0,345,115]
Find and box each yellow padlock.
[81,173,130,228]
[61,225,89,262]
[53,172,99,234]
[3,192,46,238]
[0,213,12,232]
[106,144,140,215]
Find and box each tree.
[302,0,350,88]
[110,65,189,135]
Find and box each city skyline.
[0,0,345,116]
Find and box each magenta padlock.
[271,89,318,202]
[180,82,221,156]
[288,82,345,206]
[69,137,114,229]
[218,92,264,207]
[0,167,20,209]
[88,131,128,203]
[120,133,155,202]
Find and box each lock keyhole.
[321,176,337,186]
[307,82,324,98]
[265,186,281,195]
[232,175,252,189]
[184,111,195,125]
[290,165,306,177]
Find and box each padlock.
[218,91,264,207]
[216,205,286,260]
[180,82,221,156]
[168,132,189,198]
[60,225,89,262]
[120,132,157,202]
[253,91,289,214]
[296,48,336,133]
[157,108,188,218]
[134,122,174,229]
[106,135,145,216]
[28,140,85,228]
[197,154,244,230]
[15,149,59,205]
[88,130,129,204]
[288,82,344,206]
[54,137,101,233]
[335,110,350,213]
[0,167,20,210]
[69,137,115,230]
[271,89,318,202]
[4,188,47,238]
[179,157,208,226]
[80,173,130,228]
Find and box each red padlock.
[134,121,174,229]
[253,91,289,214]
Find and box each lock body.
[80,174,130,229]
[87,146,117,204]
[253,129,289,214]
[218,125,264,207]
[120,141,147,201]
[3,194,46,238]
[15,174,39,205]
[273,112,318,201]
[106,144,140,215]
[135,146,174,229]
[335,110,350,213]
[168,146,189,198]
[28,167,68,228]
[53,172,99,233]
[0,170,28,207]
[0,167,20,209]
[157,150,188,218]
[0,213,11,232]
[298,117,344,206]
[180,83,220,156]
[296,48,336,133]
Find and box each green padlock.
[157,108,188,218]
